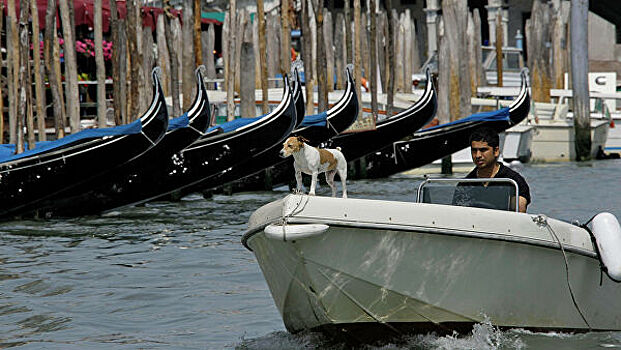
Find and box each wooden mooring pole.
[280,0,290,76]
[314,0,327,112]
[369,0,379,120]
[437,17,452,175]
[17,0,32,153]
[95,0,106,128]
[30,0,46,141]
[59,0,80,132]
[257,0,269,114]
[240,11,256,118]
[7,0,18,144]
[182,0,196,110]
[225,1,236,121]
[110,0,126,125]
[527,0,553,104]
[495,11,503,87]
[385,0,395,118]
[165,13,181,117]
[44,0,66,139]
[193,0,202,66]
[570,0,591,161]
[301,0,314,115]
[156,15,171,96]
[354,0,362,108]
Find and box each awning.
[1,0,223,33]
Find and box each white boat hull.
[604,117,621,154]
[502,125,534,162]
[529,119,609,162]
[244,195,621,336]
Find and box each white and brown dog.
[280,136,348,198]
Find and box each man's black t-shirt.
[464,162,531,205]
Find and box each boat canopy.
[299,112,328,128]
[0,118,143,164]
[422,107,511,132]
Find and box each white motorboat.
[528,117,609,162]
[242,180,621,340]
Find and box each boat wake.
[235,319,527,350]
[418,320,525,350]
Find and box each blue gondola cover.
[206,112,272,134]
[299,112,328,128]
[0,118,143,164]
[167,113,190,131]
[422,107,511,132]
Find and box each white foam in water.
[394,321,525,350]
[509,328,577,339]
[235,320,528,350]
[396,319,525,350]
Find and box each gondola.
[0,68,169,219]
[293,67,360,143]
[167,67,309,197]
[322,68,437,162]
[27,67,213,218]
[97,74,297,210]
[364,69,531,179]
[204,67,360,194]
[291,68,306,129]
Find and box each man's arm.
[518,196,528,213]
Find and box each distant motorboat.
[477,73,618,162]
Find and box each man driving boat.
[454,127,530,213]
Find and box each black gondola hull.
[107,75,298,208]
[322,69,437,163]
[175,91,297,192]
[0,69,168,219]
[365,74,531,179]
[203,69,361,193]
[260,79,436,186]
[28,69,213,218]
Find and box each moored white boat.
[243,191,621,340]
[529,118,609,162]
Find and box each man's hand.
[519,196,528,213]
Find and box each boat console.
[416,178,519,212]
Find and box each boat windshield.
[416,178,519,212]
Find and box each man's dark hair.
[469,127,499,148]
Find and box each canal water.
[1,160,621,349]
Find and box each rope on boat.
[326,120,339,135]
[534,214,592,330]
[578,213,612,286]
[279,193,310,242]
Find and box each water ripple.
[0,161,619,348]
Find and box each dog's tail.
[336,147,342,152]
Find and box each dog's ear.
[297,136,309,144]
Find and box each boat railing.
[416,178,519,212]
